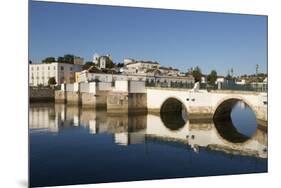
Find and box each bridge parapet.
[146,88,267,123]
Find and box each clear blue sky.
[29,1,267,76]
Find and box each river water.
[29,102,267,187]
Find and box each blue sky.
[29,1,267,76]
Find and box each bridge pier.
[54,90,66,103]
[107,92,147,114]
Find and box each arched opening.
[160,98,188,130]
[213,99,258,143]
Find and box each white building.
[158,67,180,76]
[29,62,82,86]
[201,75,207,83]
[235,79,246,85]
[93,53,99,64]
[124,61,160,74]
[77,71,194,88]
[99,56,107,69]
[73,57,84,65]
[215,76,226,84]
[123,58,134,65]
[92,53,112,69]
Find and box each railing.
[145,81,267,92]
[202,82,267,92]
[145,82,194,89]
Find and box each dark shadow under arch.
[160,98,188,131]
[213,99,257,143]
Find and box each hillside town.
[29,53,268,91]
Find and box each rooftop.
[126,60,159,66]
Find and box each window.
[54,66,56,70]
[70,67,73,71]
[31,67,33,71]
[61,66,64,71]
[37,67,39,71]
[48,66,50,70]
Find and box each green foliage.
[57,54,75,64]
[48,77,57,85]
[207,70,217,85]
[192,66,202,82]
[63,54,74,64]
[42,57,56,63]
[106,59,114,68]
[117,63,124,67]
[57,56,65,63]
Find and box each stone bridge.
[54,81,267,124]
[146,87,267,123]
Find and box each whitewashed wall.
[113,80,128,92]
[129,81,146,93]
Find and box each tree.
[106,58,114,68]
[117,63,124,67]
[63,54,74,64]
[56,54,76,64]
[226,69,232,80]
[192,66,202,82]
[48,77,57,86]
[57,56,65,63]
[42,57,56,63]
[207,70,217,85]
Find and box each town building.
[215,76,225,84]
[77,71,194,88]
[92,53,112,69]
[29,62,82,86]
[73,56,84,65]
[123,58,134,66]
[123,60,160,74]
[76,57,194,87]
[235,79,246,85]
[201,75,207,84]
[250,77,268,92]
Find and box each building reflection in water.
[29,103,267,158]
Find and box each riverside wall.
[30,87,54,102]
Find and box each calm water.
[29,102,267,187]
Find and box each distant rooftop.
[126,60,159,66]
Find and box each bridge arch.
[160,97,188,131]
[213,96,258,143]
[213,96,257,120]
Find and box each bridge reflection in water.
[30,102,267,157]
[29,102,267,187]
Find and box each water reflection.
[29,103,267,158]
